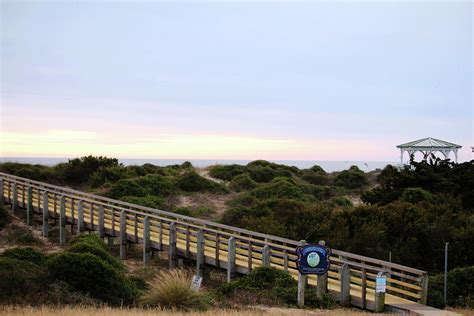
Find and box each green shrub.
[334,165,368,189]
[401,188,434,203]
[250,178,305,200]
[299,169,330,185]
[175,171,228,193]
[208,164,247,181]
[247,166,292,183]
[135,174,174,196]
[219,267,332,307]
[120,195,166,209]
[109,178,147,198]
[0,257,46,302]
[0,205,10,229]
[90,166,134,188]
[55,155,119,185]
[47,252,138,305]
[0,247,46,265]
[229,173,258,192]
[67,242,125,273]
[140,269,208,310]
[68,234,109,252]
[428,266,474,308]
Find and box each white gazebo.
[397,137,462,164]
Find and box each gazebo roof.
[397,137,462,149]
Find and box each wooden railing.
[0,172,429,310]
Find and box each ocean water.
[0,157,398,172]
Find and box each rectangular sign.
[190,275,203,292]
[375,275,387,293]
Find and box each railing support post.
[361,268,367,310]
[227,236,236,282]
[12,183,18,212]
[340,262,351,306]
[297,240,307,307]
[317,240,328,299]
[262,245,271,267]
[77,200,84,234]
[26,187,33,226]
[42,191,49,237]
[196,229,205,277]
[98,206,105,238]
[168,222,177,269]
[420,272,429,305]
[59,196,66,246]
[0,178,4,207]
[143,216,151,265]
[120,211,127,260]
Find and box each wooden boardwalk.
[1,172,437,312]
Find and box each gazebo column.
[400,149,404,164]
[454,150,458,163]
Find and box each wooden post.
[317,240,328,299]
[196,229,205,277]
[227,236,236,282]
[374,272,386,313]
[7,181,11,204]
[143,216,151,265]
[26,187,33,226]
[262,244,271,267]
[42,191,48,237]
[168,222,177,269]
[419,273,429,305]
[120,211,127,260]
[0,178,4,207]
[340,263,351,306]
[297,240,307,307]
[98,206,105,238]
[361,268,367,310]
[59,196,66,245]
[77,200,84,234]
[12,183,18,212]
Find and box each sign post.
[374,272,386,312]
[295,243,331,307]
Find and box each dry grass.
[0,305,400,315]
[139,269,207,310]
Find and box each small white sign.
[190,275,203,292]
[376,275,387,293]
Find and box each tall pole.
[444,242,449,305]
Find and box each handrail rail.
[0,172,427,277]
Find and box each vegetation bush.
[175,171,228,193]
[401,187,434,203]
[120,195,166,209]
[334,165,368,189]
[68,234,109,252]
[0,205,10,229]
[135,174,174,196]
[249,178,305,200]
[299,169,330,185]
[247,166,292,183]
[90,166,134,188]
[47,252,138,305]
[108,178,147,198]
[428,266,474,308]
[3,223,43,245]
[0,163,55,182]
[140,269,208,310]
[229,173,258,192]
[55,156,119,185]
[67,242,125,273]
[219,267,333,307]
[0,247,46,265]
[0,257,47,302]
[209,164,247,181]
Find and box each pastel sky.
[1,1,472,161]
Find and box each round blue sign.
[296,244,331,275]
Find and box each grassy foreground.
[0,306,390,316]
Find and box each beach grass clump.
[140,269,208,310]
